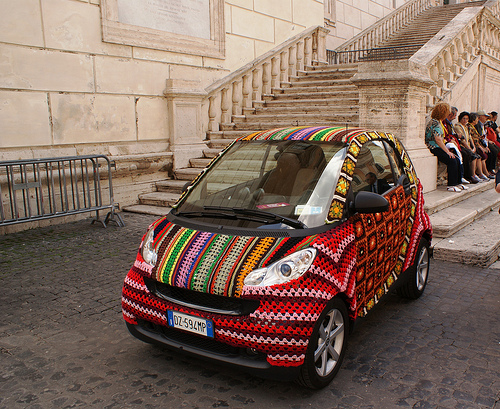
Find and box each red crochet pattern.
[123,222,356,367]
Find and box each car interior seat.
[291,145,326,197]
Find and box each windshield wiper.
[175,208,284,227]
[204,206,306,229]
[173,208,238,220]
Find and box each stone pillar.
[351,60,438,192]
[165,79,208,170]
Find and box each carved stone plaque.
[116,0,210,40]
[101,0,225,58]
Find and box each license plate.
[167,310,214,338]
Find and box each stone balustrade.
[485,0,500,16]
[205,26,329,132]
[481,7,500,61]
[334,0,441,55]
[410,0,500,108]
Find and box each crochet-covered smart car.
[122,126,432,389]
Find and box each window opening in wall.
[324,0,335,26]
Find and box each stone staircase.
[124,63,361,216]
[425,179,500,267]
[228,64,360,131]
[376,1,485,51]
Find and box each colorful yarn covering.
[123,221,357,367]
[123,126,432,367]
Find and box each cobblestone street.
[0,213,499,409]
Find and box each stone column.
[351,60,437,192]
[165,79,208,170]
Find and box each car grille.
[144,278,260,316]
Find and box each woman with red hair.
[425,102,463,191]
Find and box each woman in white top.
[454,111,481,183]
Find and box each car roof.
[240,126,392,144]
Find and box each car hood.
[146,217,357,299]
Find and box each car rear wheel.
[397,238,430,299]
[297,297,349,389]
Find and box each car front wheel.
[297,297,349,389]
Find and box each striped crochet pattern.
[123,222,357,367]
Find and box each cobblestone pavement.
[0,213,499,409]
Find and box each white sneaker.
[459,184,469,190]
[461,178,470,184]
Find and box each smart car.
[122,126,432,389]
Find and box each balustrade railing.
[328,44,425,64]
[334,0,441,56]
[205,26,329,132]
[484,0,500,15]
[410,1,500,107]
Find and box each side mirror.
[351,191,389,214]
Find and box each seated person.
[364,172,391,194]
[261,151,301,197]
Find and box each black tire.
[297,297,349,389]
[397,238,430,299]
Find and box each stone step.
[381,38,437,47]
[281,85,358,94]
[190,157,211,168]
[219,123,237,131]
[156,179,187,193]
[235,113,359,124]
[432,208,500,267]
[122,204,171,217]
[294,71,355,80]
[271,90,359,100]
[139,192,180,207]
[174,167,204,181]
[206,130,253,140]
[264,97,359,107]
[254,105,359,114]
[429,186,500,238]
[206,138,234,149]
[288,79,354,87]
[305,63,358,73]
[203,148,223,158]
[424,179,494,215]
[231,119,358,130]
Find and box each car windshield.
[173,140,347,229]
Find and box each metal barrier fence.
[0,155,124,228]
[327,44,425,64]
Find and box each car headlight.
[141,228,157,266]
[244,248,316,287]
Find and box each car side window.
[351,141,395,195]
[383,141,405,182]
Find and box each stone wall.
[0,0,413,215]
[1,0,411,163]
[0,0,331,163]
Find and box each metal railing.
[0,155,124,228]
[327,44,425,64]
